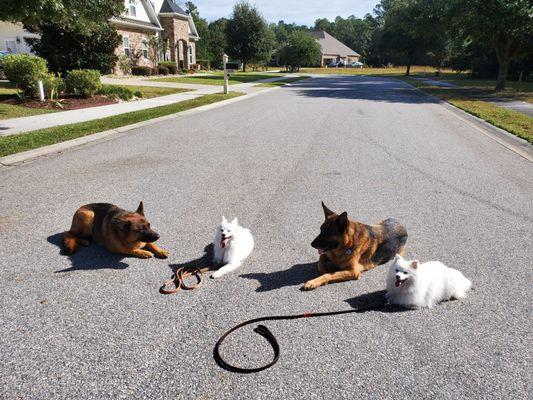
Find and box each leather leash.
[213,301,391,373]
[160,266,213,294]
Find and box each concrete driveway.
[0,76,531,399]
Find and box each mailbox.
[224,62,240,73]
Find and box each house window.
[142,40,148,59]
[129,0,137,17]
[188,46,193,64]
[123,36,130,56]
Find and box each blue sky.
[190,0,378,26]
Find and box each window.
[142,40,148,59]
[129,0,137,17]
[123,36,130,56]
[188,46,193,64]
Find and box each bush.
[42,72,65,100]
[3,54,48,97]
[151,67,158,75]
[99,85,135,101]
[131,66,152,76]
[118,55,132,75]
[157,65,169,75]
[159,62,177,74]
[65,69,102,98]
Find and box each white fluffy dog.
[386,254,472,309]
[211,217,254,279]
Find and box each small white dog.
[386,254,472,309]
[211,216,254,279]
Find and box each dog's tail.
[62,231,80,255]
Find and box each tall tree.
[451,0,533,90]
[225,1,273,71]
[279,31,321,71]
[0,0,124,34]
[186,1,210,63]
[207,18,228,69]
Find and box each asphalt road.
[1,76,532,399]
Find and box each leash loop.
[160,266,211,294]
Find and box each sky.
[188,0,378,26]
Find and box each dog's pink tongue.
[221,238,228,248]
[395,281,401,287]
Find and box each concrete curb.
[0,85,289,167]
[398,79,533,163]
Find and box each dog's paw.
[135,250,153,259]
[301,281,319,291]
[155,250,169,259]
[211,271,224,279]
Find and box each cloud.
[191,0,377,25]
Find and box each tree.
[314,18,333,32]
[186,1,211,64]
[26,22,120,74]
[450,0,533,90]
[147,34,167,68]
[279,31,321,71]
[0,0,124,34]
[207,18,228,69]
[225,1,273,71]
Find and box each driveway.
[0,76,531,399]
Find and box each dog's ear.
[222,216,227,223]
[113,218,131,232]
[136,201,144,216]
[394,254,403,263]
[321,201,335,218]
[411,260,419,269]
[230,217,238,225]
[336,212,348,232]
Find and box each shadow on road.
[292,76,438,104]
[167,243,214,274]
[240,262,318,292]
[48,232,129,272]
[344,290,408,313]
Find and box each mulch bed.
[2,95,118,110]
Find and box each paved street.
[0,75,531,399]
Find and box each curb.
[398,79,533,163]
[0,84,290,167]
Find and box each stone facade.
[114,27,154,74]
[160,16,196,70]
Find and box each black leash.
[213,301,390,373]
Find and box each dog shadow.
[168,243,214,274]
[48,233,130,272]
[240,262,318,292]
[344,290,408,313]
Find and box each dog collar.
[345,248,352,255]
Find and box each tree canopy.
[279,31,321,71]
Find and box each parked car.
[0,51,10,79]
[347,61,364,68]
[327,60,342,68]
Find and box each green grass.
[404,78,533,144]
[300,66,450,76]
[151,72,285,86]
[255,76,310,87]
[0,82,57,120]
[0,92,243,157]
[102,84,191,99]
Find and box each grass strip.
[151,73,284,86]
[0,92,243,157]
[255,76,310,87]
[404,78,533,144]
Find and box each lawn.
[151,72,285,86]
[255,76,310,87]
[404,78,533,144]
[300,66,451,76]
[102,84,191,99]
[0,81,58,120]
[0,92,243,157]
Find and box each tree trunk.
[405,51,414,76]
[495,55,509,91]
[242,60,246,72]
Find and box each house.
[111,0,200,74]
[0,0,200,73]
[308,31,360,67]
[0,22,39,54]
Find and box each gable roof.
[110,0,162,31]
[308,31,360,57]
[159,0,187,15]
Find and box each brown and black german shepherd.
[62,202,168,259]
[302,202,407,290]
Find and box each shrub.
[118,55,132,75]
[133,90,143,98]
[99,85,135,101]
[159,62,177,74]
[157,65,169,75]
[151,67,158,75]
[3,54,48,97]
[42,72,65,100]
[131,66,152,76]
[65,69,102,98]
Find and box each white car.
[347,61,364,68]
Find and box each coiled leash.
[214,301,390,373]
[159,266,213,294]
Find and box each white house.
[0,22,38,54]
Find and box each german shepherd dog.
[302,202,407,290]
[62,202,168,259]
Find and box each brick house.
[308,31,360,67]
[110,0,199,74]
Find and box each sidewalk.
[413,77,533,117]
[0,75,293,136]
